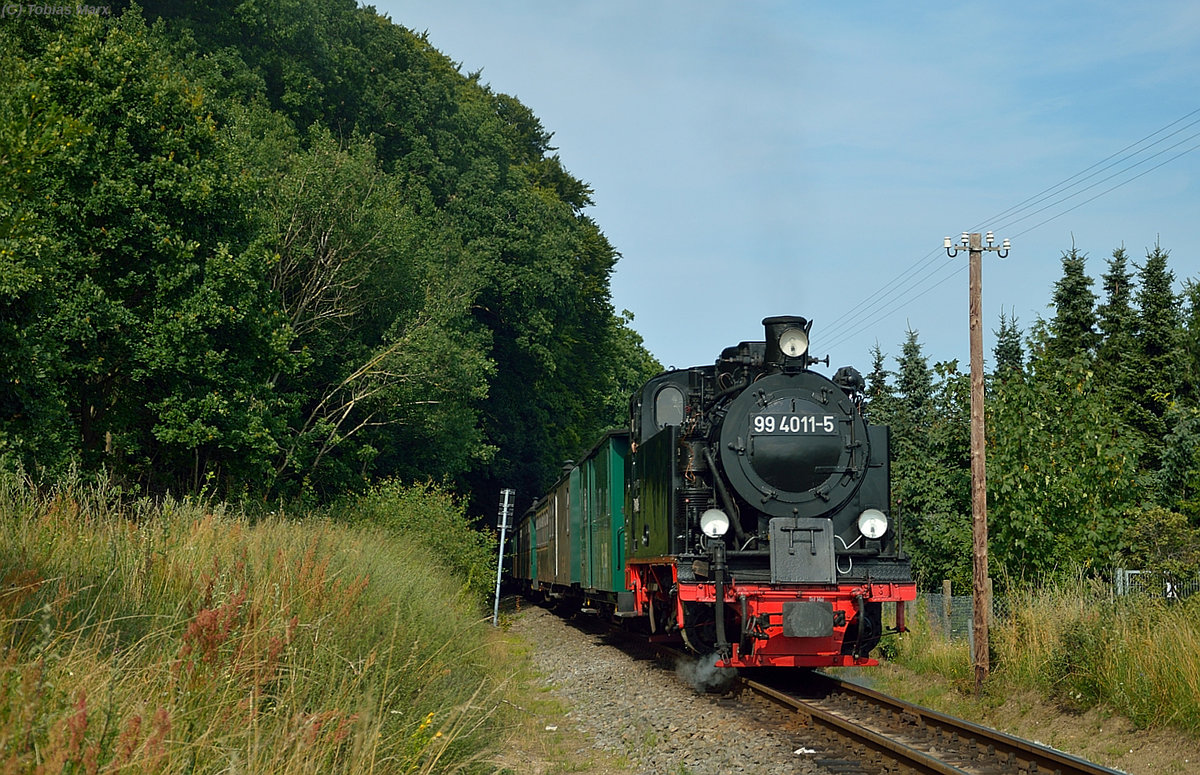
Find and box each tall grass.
[0,472,515,773]
[884,577,1200,736]
[993,579,1200,734]
[885,598,974,690]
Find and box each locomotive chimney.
[762,315,811,372]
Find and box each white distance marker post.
[492,488,515,627]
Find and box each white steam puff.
[676,653,737,693]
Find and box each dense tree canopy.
[1,12,293,490]
[0,3,661,505]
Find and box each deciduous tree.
[2,12,293,490]
[987,357,1140,579]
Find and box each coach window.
[654,385,684,429]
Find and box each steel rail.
[822,674,1126,775]
[743,672,1129,775]
[575,611,1126,775]
[749,679,970,774]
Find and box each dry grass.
[879,579,1200,737]
[993,580,1200,733]
[0,472,521,773]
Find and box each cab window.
[654,386,684,428]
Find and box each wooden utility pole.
[968,232,989,695]
[944,231,1009,695]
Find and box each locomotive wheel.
[680,602,716,653]
[650,592,674,636]
[841,601,883,656]
[680,601,738,655]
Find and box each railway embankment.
[501,601,1200,775]
[0,475,522,774]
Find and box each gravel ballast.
[507,602,831,775]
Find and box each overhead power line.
[821,107,1200,355]
[1005,134,1200,238]
[985,107,1200,233]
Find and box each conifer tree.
[1046,246,1098,362]
[1142,277,1200,547]
[889,329,958,587]
[895,328,933,438]
[1129,242,1180,456]
[991,308,1024,380]
[1097,246,1136,359]
[1181,281,1200,405]
[863,342,895,425]
[1094,246,1141,432]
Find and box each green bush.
[1120,505,1200,583]
[336,480,498,603]
[1043,616,1110,708]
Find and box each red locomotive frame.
[626,558,916,668]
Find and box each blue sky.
[372,0,1200,375]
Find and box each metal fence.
[1114,569,1200,599]
[911,571,1200,643]
[921,592,978,639]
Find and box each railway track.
[744,670,1128,775]
[541,606,1131,774]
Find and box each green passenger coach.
[514,430,630,604]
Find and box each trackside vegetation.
[0,472,520,774]
[995,582,1200,734]
[334,482,498,604]
[867,245,1200,591]
[876,584,1200,742]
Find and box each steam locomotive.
[510,316,916,668]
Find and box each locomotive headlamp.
[857,508,888,539]
[699,508,731,538]
[778,327,809,358]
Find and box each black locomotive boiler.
[511,316,916,668]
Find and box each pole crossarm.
[944,231,1010,258]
